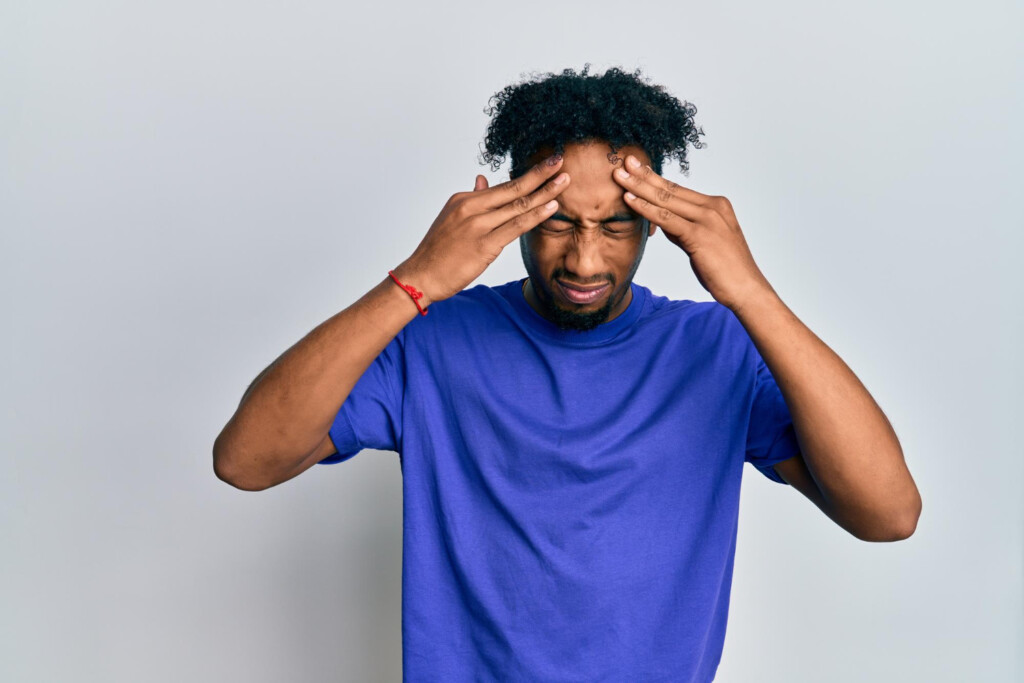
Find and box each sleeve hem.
[753,423,800,485]
[317,406,362,465]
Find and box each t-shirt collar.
[503,277,646,346]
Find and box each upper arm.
[772,451,831,514]
[307,431,339,463]
[262,432,341,489]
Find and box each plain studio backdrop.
[2,1,1021,681]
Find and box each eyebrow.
[549,211,639,223]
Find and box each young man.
[213,65,921,682]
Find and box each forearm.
[732,288,922,539]
[213,269,423,490]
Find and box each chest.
[415,330,751,487]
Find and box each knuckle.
[512,195,531,213]
[656,187,674,203]
[507,179,523,196]
[657,207,674,222]
[532,203,554,220]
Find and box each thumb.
[473,174,488,192]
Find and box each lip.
[556,280,611,305]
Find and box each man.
[213,65,921,682]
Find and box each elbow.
[894,490,923,540]
[890,486,923,540]
[871,516,918,543]
[215,465,270,492]
[851,493,922,543]
[213,434,271,492]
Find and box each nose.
[562,228,608,282]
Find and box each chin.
[545,288,617,331]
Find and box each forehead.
[527,140,651,221]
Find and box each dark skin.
[220,131,919,542]
[216,152,575,490]
[475,140,656,331]
[607,152,921,541]
[476,142,921,541]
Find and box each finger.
[465,154,564,212]
[473,174,488,192]
[620,159,740,230]
[483,171,570,228]
[623,189,698,243]
[619,155,712,206]
[486,197,561,249]
[614,165,706,226]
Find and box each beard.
[520,220,648,332]
[532,281,620,331]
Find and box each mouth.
[556,280,611,305]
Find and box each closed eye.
[541,219,574,234]
[542,213,640,236]
[603,222,637,234]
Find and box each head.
[479,64,706,331]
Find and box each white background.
[3,1,1021,681]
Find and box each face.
[519,140,657,331]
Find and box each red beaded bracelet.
[388,270,429,316]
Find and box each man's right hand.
[392,154,571,306]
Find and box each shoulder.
[637,284,739,331]
[634,285,754,362]
[430,280,516,317]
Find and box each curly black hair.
[479,64,706,180]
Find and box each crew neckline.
[501,277,647,347]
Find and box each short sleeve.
[317,329,406,465]
[745,349,801,485]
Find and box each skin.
[221,131,921,542]
[479,140,657,331]
[475,142,923,541]
[215,153,574,491]
[610,154,923,541]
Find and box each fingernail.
[627,156,641,169]
[546,154,562,166]
[553,173,567,184]
[616,168,629,178]
[625,191,636,200]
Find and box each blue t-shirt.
[319,278,800,682]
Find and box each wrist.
[729,283,782,322]
[388,266,431,313]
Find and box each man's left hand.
[613,154,775,313]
